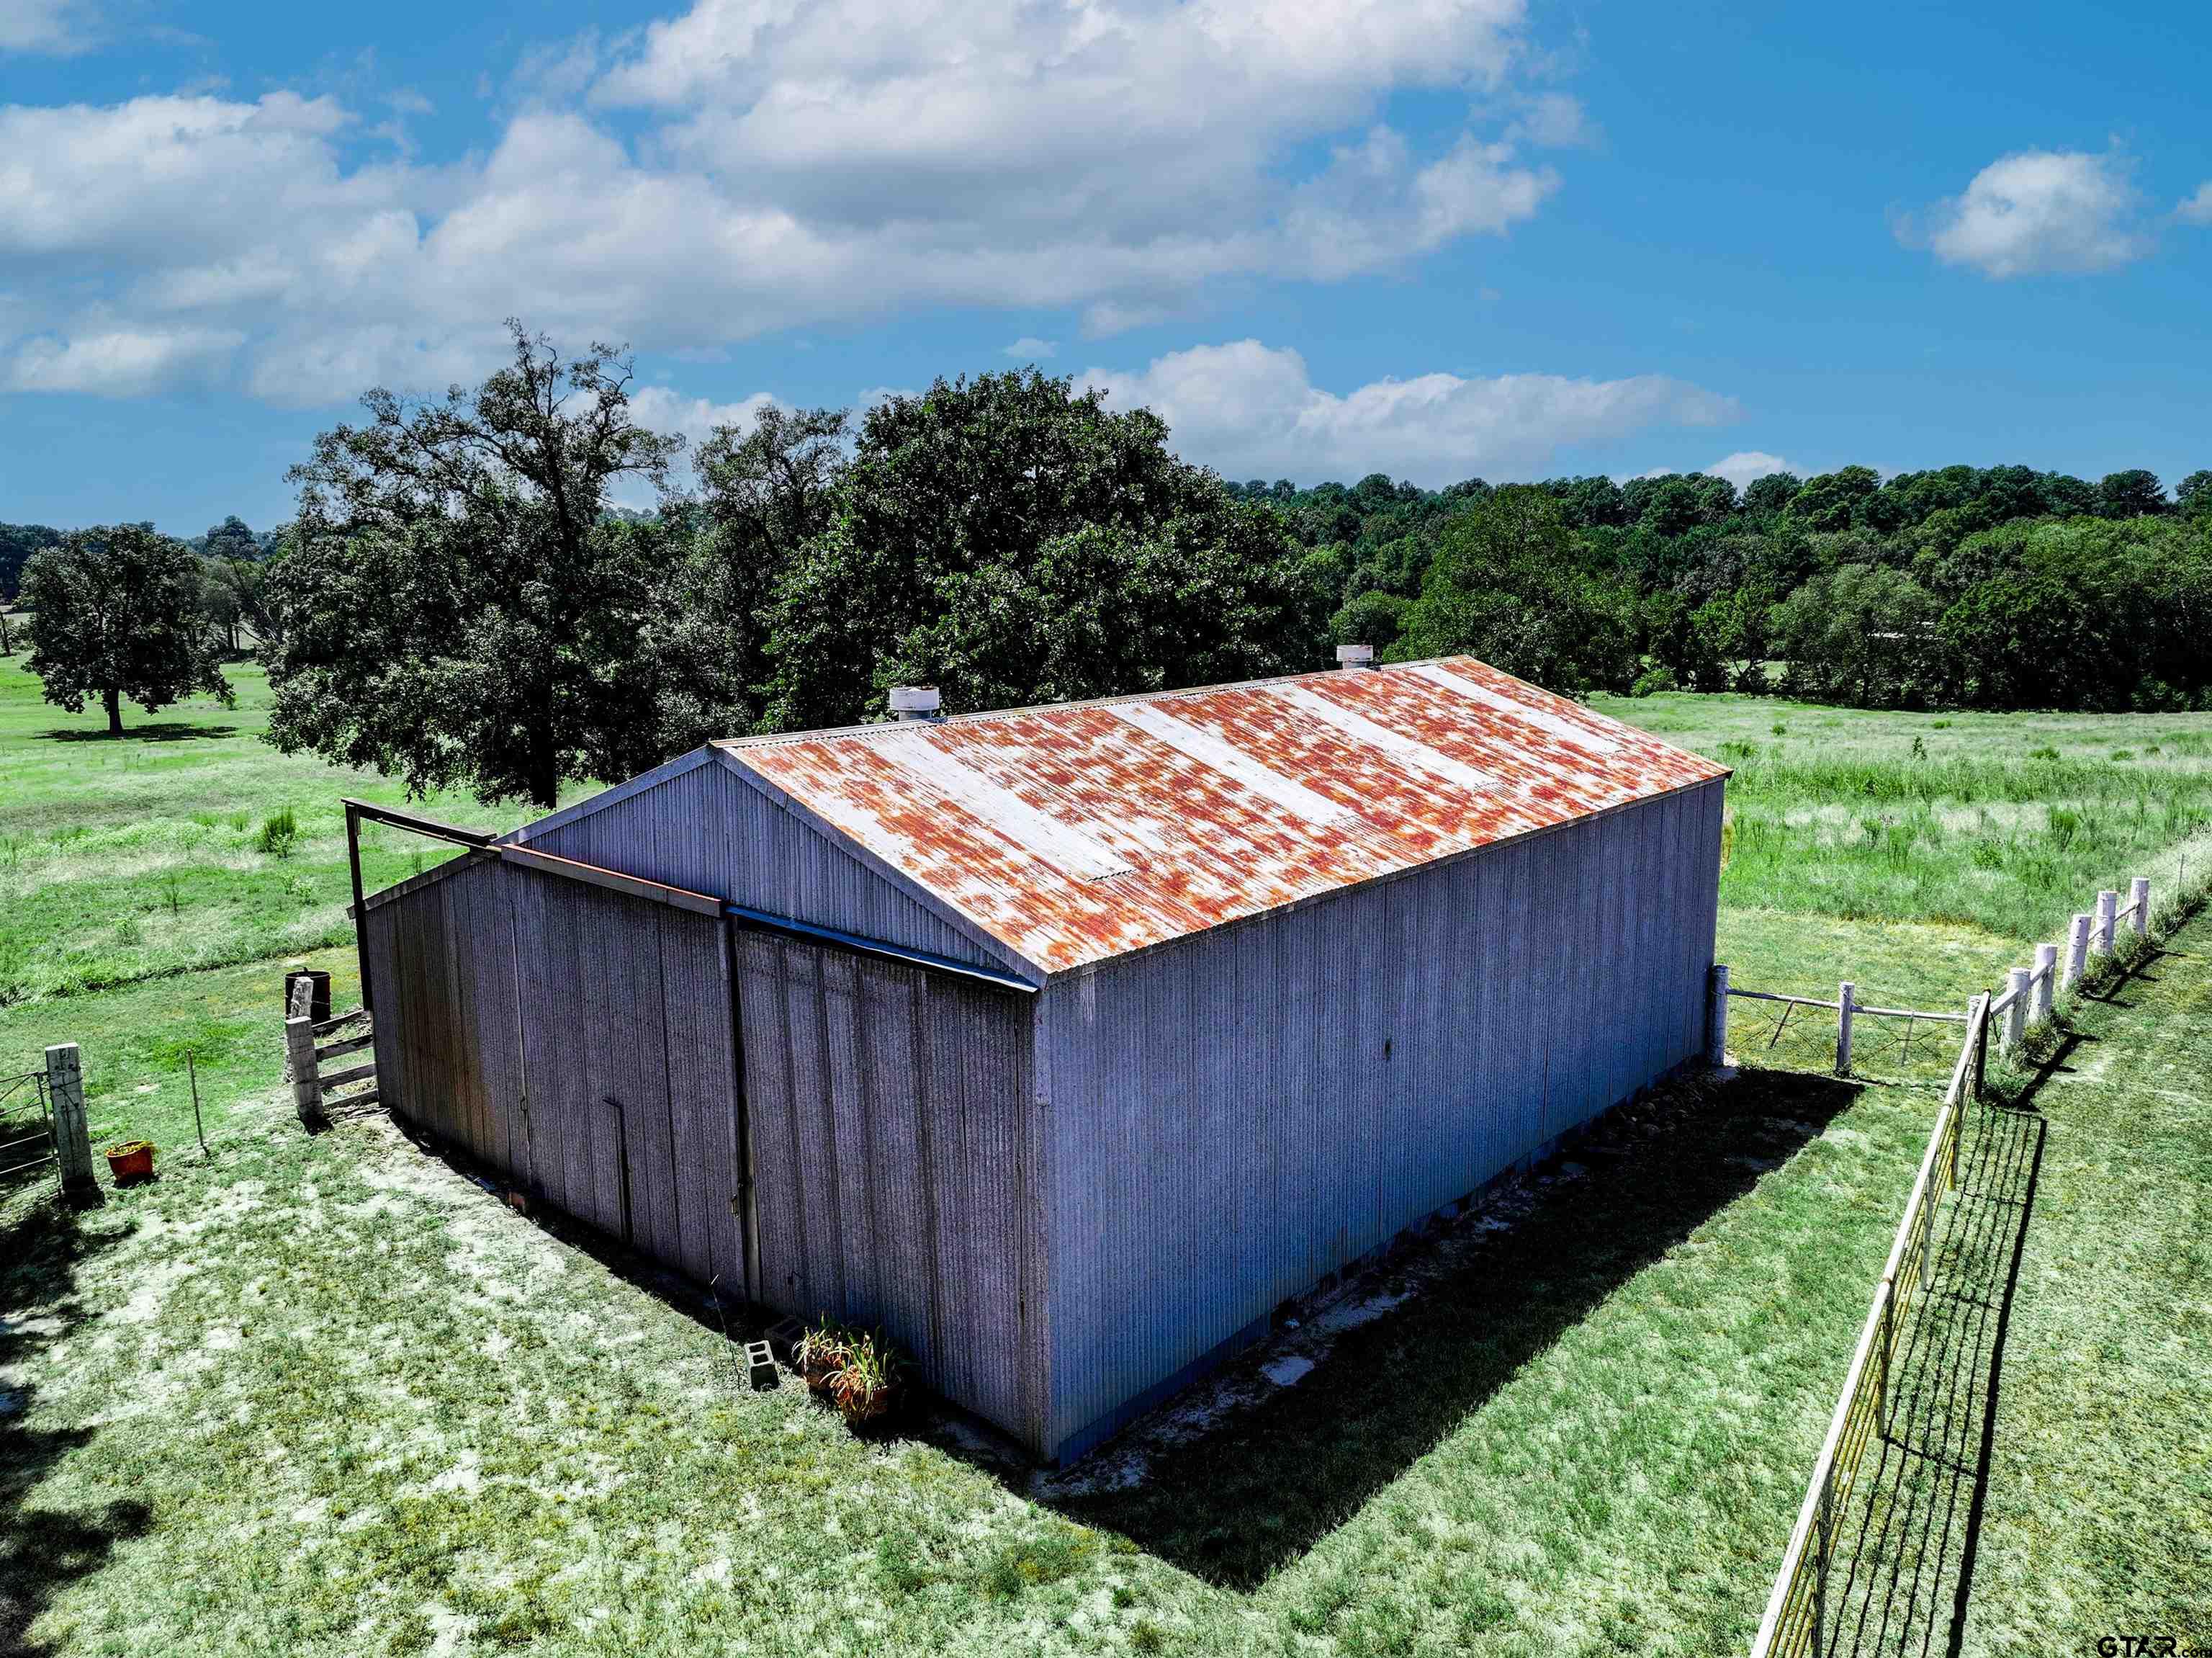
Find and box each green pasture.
[2,659,2206,1654]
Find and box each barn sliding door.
[369,861,746,1294]
[733,931,1040,1444]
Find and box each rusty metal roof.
[719,657,1727,976]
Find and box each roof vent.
[888,685,943,722]
[1335,643,1376,670]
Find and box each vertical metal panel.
[660,911,743,1289]
[453,861,524,1180]
[734,930,1040,1448]
[1038,786,1724,1459]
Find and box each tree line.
[1244,460,2212,712]
[11,321,2211,801]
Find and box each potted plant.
[104,1140,156,1185]
[793,1322,849,1395]
[827,1328,902,1425]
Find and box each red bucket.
[104,1141,156,1185]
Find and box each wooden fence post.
[2030,943,2056,1026]
[1707,964,1733,1075]
[2001,967,2028,1054]
[2094,890,2118,956]
[45,1043,96,1196]
[1835,981,1854,1075]
[287,1017,323,1126]
[2130,877,2151,940]
[2062,913,2090,991]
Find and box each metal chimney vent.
[1335,643,1376,670]
[889,685,943,721]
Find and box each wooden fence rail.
[286,977,377,1124]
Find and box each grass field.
[3,663,2208,1655]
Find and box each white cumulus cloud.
[1704,451,1794,489]
[0,0,1587,403]
[627,385,781,450]
[7,327,243,395]
[1002,337,1057,360]
[1917,149,2149,278]
[2175,182,2212,227]
[1079,339,1737,485]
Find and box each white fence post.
[2130,877,2151,940]
[2094,890,2118,956]
[2030,943,2056,1026]
[45,1042,96,1196]
[1835,981,1854,1075]
[2062,913,2090,991]
[1707,964,1733,1074]
[2001,967,2028,1055]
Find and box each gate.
[0,1067,55,1187]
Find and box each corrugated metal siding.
[519,758,1023,976]
[364,859,747,1291]
[1036,779,1723,1457]
[734,931,1044,1450]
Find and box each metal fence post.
[1812,1467,1833,1658]
[2094,890,2118,956]
[2030,944,2056,1026]
[2062,913,2090,992]
[1876,1291,1892,1436]
[1835,981,1854,1075]
[45,1043,96,1196]
[2130,876,2151,941]
[1707,963,1733,1074]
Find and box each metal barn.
[356,655,1728,1463]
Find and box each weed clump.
[255,807,298,859]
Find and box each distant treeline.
[14,323,2211,804]
[1230,462,2212,712]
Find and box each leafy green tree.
[1330,588,1411,654]
[21,525,233,735]
[1787,465,1881,533]
[264,323,681,807]
[202,515,261,560]
[1740,472,1803,517]
[887,508,1319,714]
[1768,565,1945,707]
[761,369,1287,729]
[2097,469,2167,519]
[642,405,852,749]
[1,521,63,602]
[1393,487,1637,694]
[2172,470,2212,519]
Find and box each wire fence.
[1748,991,1989,1658]
[0,1067,55,1185]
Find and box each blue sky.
[4,0,2210,535]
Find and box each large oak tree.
[21,524,233,735]
[264,323,680,808]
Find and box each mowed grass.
[4,657,2208,1654]
[3,960,1931,1657]
[1959,912,2212,1650]
[0,653,556,1007]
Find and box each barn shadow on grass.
[1017,1065,1863,1590]
[0,1191,149,1657]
